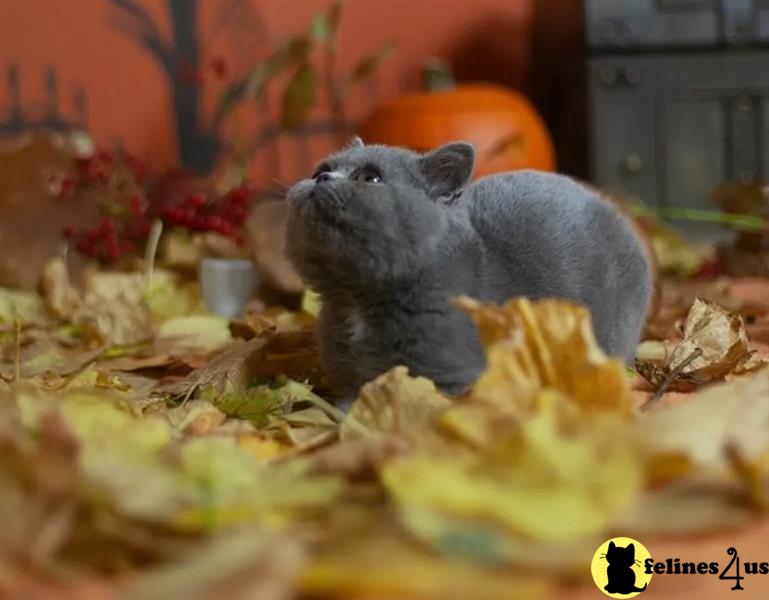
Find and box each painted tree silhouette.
[107,0,392,177]
[107,0,225,172]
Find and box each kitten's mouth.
[301,185,347,227]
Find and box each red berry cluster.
[159,183,252,245]
[59,146,254,263]
[56,148,156,263]
[53,150,151,198]
[64,192,151,263]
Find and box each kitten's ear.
[608,541,616,550]
[348,135,364,148]
[418,142,475,197]
[627,544,635,553]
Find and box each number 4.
[719,547,745,591]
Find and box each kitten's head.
[606,541,635,567]
[286,138,475,288]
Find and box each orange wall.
[0,0,534,186]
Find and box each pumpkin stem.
[423,58,456,91]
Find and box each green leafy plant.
[220,0,395,134]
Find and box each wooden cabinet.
[586,1,769,239]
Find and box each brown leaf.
[155,336,269,398]
[637,297,753,392]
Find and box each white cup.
[199,258,259,319]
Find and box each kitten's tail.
[633,583,648,592]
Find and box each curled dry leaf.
[636,297,762,392]
[671,297,750,374]
[456,296,632,415]
[340,366,452,445]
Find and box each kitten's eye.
[351,167,382,183]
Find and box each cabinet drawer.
[588,51,769,238]
[586,0,769,48]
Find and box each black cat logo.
[591,537,652,598]
[604,541,648,594]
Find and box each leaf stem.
[144,219,163,288]
[643,347,703,411]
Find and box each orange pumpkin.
[357,84,556,177]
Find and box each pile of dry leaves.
[0,256,768,600]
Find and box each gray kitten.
[286,139,652,400]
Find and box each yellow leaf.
[143,269,205,322]
[457,297,632,415]
[385,391,641,544]
[155,315,233,356]
[0,288,47,325]
[300,288,322,317]
[238,435,291,460]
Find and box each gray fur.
[286,142,652,399]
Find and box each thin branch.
[642,347,703,411]
[210,81,246,131]
[107,0,175,74]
